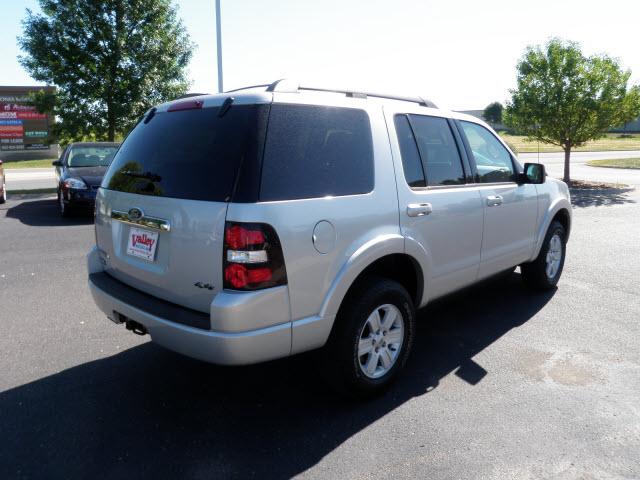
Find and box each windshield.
[68,146,118,167]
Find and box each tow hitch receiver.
[125,319,148,336]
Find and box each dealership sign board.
[0,86,54,151]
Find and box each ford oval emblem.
[128,207,144,221]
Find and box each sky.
[2,0,639,111]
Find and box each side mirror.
[52,160,62,167]
[520,163,546,184]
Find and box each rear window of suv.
[103,102,373,203]
[259,104,374,201]
[103,104,269,202]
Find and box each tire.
[521,220,566,290]
[320,276,415,398]
[58,189,71,217]
[0,180,6,204]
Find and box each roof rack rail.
[265,78,437,108]
[175,93,209,99]
[265,78,300,93]
[224,84,270,93]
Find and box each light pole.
[215,0,223,93]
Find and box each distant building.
[610,117,640,133]
[457,109,640,133]
[0,85,58,160]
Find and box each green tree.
[19,0,193,142]
[483,102,503,124]
[505,38,640,182]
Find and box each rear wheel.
[320,277,415,398]
[521,221,566,290]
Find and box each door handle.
[406,203,432,217]
[486,195,503,207]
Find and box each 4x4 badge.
[194,282,214,290]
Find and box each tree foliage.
[504,38,640,182]
[483,102,503,124]
[19,0,193,143]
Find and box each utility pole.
[215,0,223,93]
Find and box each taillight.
[223,222,287,291]
[225,225,265,250]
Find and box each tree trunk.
[106,0,123,143]
[107,102,115,141]
[563,146,571,184]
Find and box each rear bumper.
[87,249,292,365]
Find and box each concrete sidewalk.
[517,151,640,185]
[4,168,56,191]
[518,150,640,164]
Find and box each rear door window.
[103,104,268,202]
[408,115,465,186]
[260,105,374,201]
[394,115,426,188]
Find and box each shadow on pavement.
[0,273,554,479]
[570,186,636,208]
[4,198,93,226]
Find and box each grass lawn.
[500,133,640,154]
[2,158,56,169]
[586,158,640,169]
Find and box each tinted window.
[260,105,373,201]
[460,121,515,183]
[394,115,426,188]
[68,146,118,167]
[103,105,268,201]
[409,115,465,186]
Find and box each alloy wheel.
[545,233,563,279]
[357,304,405,379]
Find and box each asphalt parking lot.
[1,189,639,480]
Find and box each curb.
[7,189,57,200]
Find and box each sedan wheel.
[58,190,70,217]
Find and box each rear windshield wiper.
[121,170,162,182]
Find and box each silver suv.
[88,80,571,396]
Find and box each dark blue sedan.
[53,142,120,216]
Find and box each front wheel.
[521,221,566,290]
[58,189,71,217]
[320,277,415,398]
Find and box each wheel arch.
[320,251,424,347]
[532,199,572,259]
[552,208,571,240]
[291,235,426,355]
[338,253,424,312]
